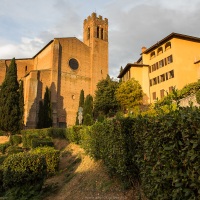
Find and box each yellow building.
[118,33,200,103]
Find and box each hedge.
[0,142,10,154]
[31,147,60,176]
[66,106,200,199]
[3,152,47,189]
[9,135,22,146]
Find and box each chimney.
[141,46,147,53]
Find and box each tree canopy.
[93,75,120,117]
[0,58,21,134]
[115,78,143,112]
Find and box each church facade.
[0,13,108,128]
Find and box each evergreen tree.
[83,94,93,125]
[19,80,24,129]
[76,89,84,125]
[0,58,20,135]
[43,87,52,128]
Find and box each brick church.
[0,13,108,128]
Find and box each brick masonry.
[0,13,108,128]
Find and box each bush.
[0,142,10,154]
[9,135,22,146]
[3,152,47,189]
[195,90,200,104]
[66,126,82,144]
[134,107,200,199]
[31,138,54,149]
[31,147,60,176]
[0,155,7,165]
[0,166,4,194]
[6,146,23,155]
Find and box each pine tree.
[43,87,52,128]
[83,94,93,125]
[0,58,20,135]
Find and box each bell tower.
[83,13,108,95]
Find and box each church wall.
[33,43,53,70]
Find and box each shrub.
[0,166,4,194]
[6,146,23,155]
[66,126,82,144]
[46,128,67,139]
[9,135,22,146]
[31,137,54,149]
[31,147,60,176]
[134,107,200,199]
[195,90,200,104]
[3,152,47,189]
[0,155,7,165]
[0,142,10,154]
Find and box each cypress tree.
[43,86,52,128]
[0,58,20,135]
[83,94,93,125]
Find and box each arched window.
[150,51,156,59]
[25,66,27,71]
[157,47,163,55]
[101,28,103,39]
[165,42,171,51]
[87,27,90,39]
[97,26,100,38]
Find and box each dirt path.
[43,140,143,200]
[0,136,9,144]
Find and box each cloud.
[0,0,200,78]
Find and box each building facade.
[0,13,108,128]
[118,33,200,103]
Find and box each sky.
[1,0,200,78]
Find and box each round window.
[69,58,79,70]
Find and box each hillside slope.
[43,140,143,200]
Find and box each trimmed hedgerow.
[6,146,23,155]
[65,126,82,144]
[0,142,10,154]
[2,152,47,189]
[31,137,54,149]
[31,147,60,176]
[9,135,22,146]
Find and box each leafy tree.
[43,87,52,128]
[76,89,84,125]
[19,80,24,129]
[37,87,52,128]
[0,58,20,135]
[93,75,120,118]
[83,94,93,125]
[115,78,143,113]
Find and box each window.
[97,26,100,38]
[25,66,27,72]
[160,74,165,82]
[149,66,151,73]
[153,77,157,85]
[165,72,168,80]
[165,42,171,51]
[69,58,79,70]
[152,92,156,100]
[150,79,152,86]
[160,89,165,98]
[156,62,159,70]
[157,76,160,84]
[159,59,164,68]
[167,55,173,64]
[164,58,168,66]
[169,70,174,79]
[87,27,90,39]
[169,86,174,93]
[157,47,163,55]
[101,28,104,39]
[150,51,156,59]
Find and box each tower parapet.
[83,12,108,44]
